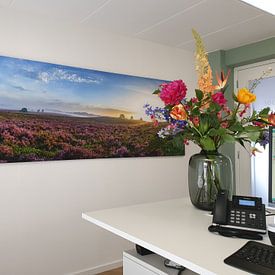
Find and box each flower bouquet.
[145,30,273,210]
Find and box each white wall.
[0,8,197,275]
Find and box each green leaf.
[200,136,216,151]
[208,103,216,112]
[153,89,161,95]
[198,115,209,135]
[222,134,235,143]
[229,122,243,132]
[246,131,260,142]
[237,131,260,142]
[232,93,238,102]
[195,89,203,101]
[192,107,200,116]
[214,103,222,112]
[259,107,270,117]
[164,105,173,111]
[236,138,246,149]
[208,102,222,113]
[208,128,226,137]
[244,125,261,132]
[250,110,257,120]
[255,118,269,125]
[209,116,220,129]
[220,84,228,94]
[208,128,218,136]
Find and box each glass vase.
[188,150,233,211]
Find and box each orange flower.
[251,147,262,156]
[237,88,256,104]
[214,70,230,90]
[170,104,187,120]
[198,65,215,94]
[268,112,275,126]
[192,29,215,94]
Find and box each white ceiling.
[0,0,274,52]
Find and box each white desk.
[82,198,271,275]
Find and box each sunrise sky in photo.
[0,56,166,120]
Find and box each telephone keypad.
[228,209,266,229]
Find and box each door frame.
[234,59,275,197]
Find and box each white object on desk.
[82,198,271,275]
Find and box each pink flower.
[253,121,265,128]
[159,80,187,106]
[211,92,227,106]
[239,104,250,117]
[153,119,159,127]
[184,104,190,111]
[220,121,229,128]
[150,114,159,126]
[191,97,198,103]
[192,116,200,126]
[223,106,231,115]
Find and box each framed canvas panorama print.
[0,55,184,163]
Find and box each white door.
[235,59,275,202]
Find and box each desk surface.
[82,198,271,275]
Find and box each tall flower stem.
[191,151,225,210]
[195,160,220,206]
[232,103,240,120]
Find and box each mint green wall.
[225,37,275,67]
[208,37,275,193]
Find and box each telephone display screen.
[238,199,255,207]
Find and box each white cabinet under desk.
[82,198,272,274]
[123,249,197,275]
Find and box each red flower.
[184,139,189,145]
[153,119,159,127]
[150,115,159,126]
[211,92,227,106]
[253,121,265,128]
[217,111,222,120]
[268,113,275,125]
[223,105,231,115]
[159,80,187,106]
[221,121,229,128]
[239,104,250,117]
[192,116,200,126]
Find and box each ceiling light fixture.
[240,0,275,15]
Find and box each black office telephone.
[209,190,266,239]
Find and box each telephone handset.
[212,190,266,234]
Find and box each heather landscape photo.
[0,55,184,163]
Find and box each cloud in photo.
[37,68,102,84]
[11,85,29,92]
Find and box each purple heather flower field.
[0,110,182,163]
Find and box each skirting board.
[68,259,122,275]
